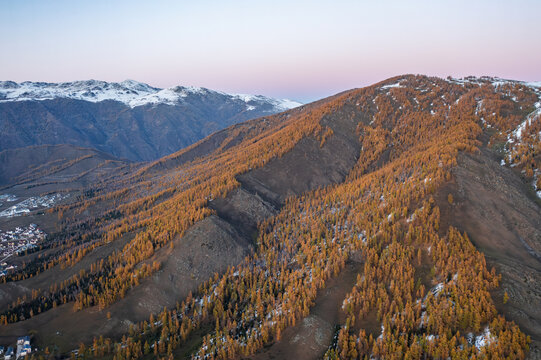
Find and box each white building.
[15,336,31,359]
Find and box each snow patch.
[233,93,302,112]
[381,82,402,89]
[474,327,495,349]
[430,282,444,296]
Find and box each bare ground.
[437,146,541,359]
[249,259,363,360]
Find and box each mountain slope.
[0,80,301,161]
[0,144,131,187]
[0,75,539,359]
[449,146,541,358]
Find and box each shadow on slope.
[437,145,541,359]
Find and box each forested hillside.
[0,75,539,359]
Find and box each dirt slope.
[438,146,541,359]
[249,259,363,360]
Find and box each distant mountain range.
[0,80,302,161]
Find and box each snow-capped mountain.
[0,79,302,110]
[0,79,159,104]
[0,79,303,161]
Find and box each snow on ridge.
[381,82,403,89]
[0,80,302,111]
[0,79,159,105]
[524,81,541,89]
[233,93,302,111]
[274,98,303,111]
[445,76,541,92]
[127,87,196,107]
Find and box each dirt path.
[249,259,363,360]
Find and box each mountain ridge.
[0,79,302,109]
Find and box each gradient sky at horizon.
[1,0,540,102]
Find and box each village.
[0,195,17,208]
[0,336,33,360]
[0,193,68,219]
[0,224,46,276]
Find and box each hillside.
[0,75,539,359]
[0,144,133,187]
[0,80,301,161]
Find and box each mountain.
[0,80,302,161]
[0,75,539,359]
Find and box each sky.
[1,0,540,103]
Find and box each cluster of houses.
[0,193,68,218]
[0,336,32,360]
[0,194,17,208]
[0,224,46,276]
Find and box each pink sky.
[1,0,540,102]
